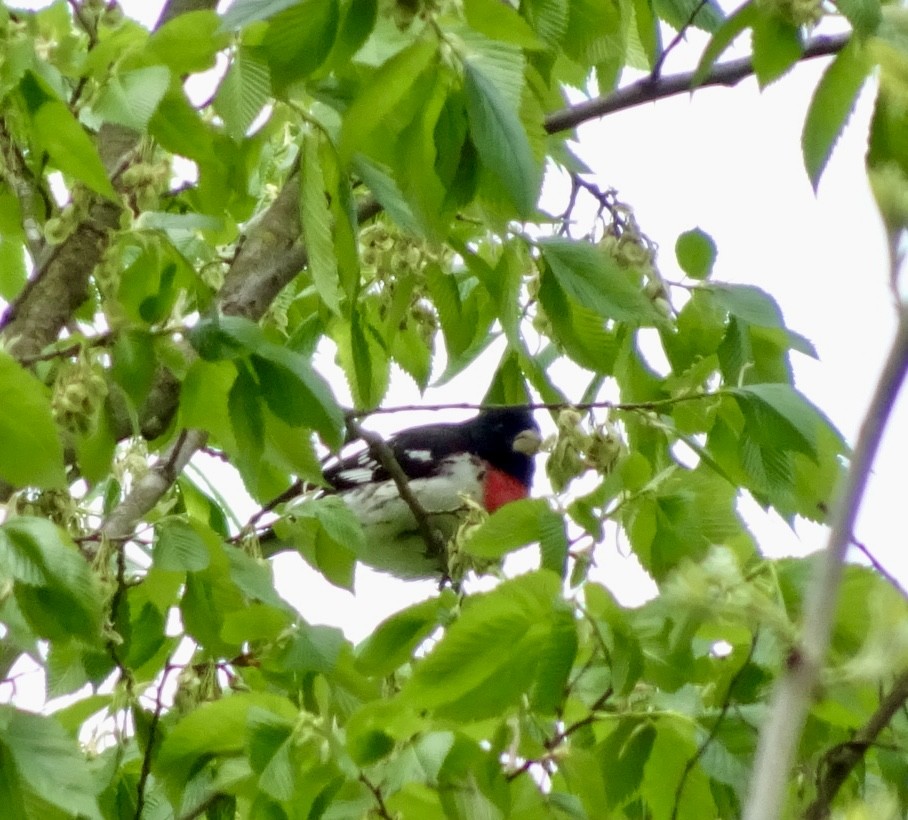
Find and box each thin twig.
[345,417,448,561]
[359,773,393,820]
[135,662,178,820]
[851,538,908,601]
[344,393,714,419]
[651,0,710,79]
[743,303,908,820]
[804,667,908,820]
[671,635,758,820]
[506,687,614,780]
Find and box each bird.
[270,407,542,579]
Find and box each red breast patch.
[483,467,530,513]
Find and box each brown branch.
[344,416,448,561]
[359,774,394,820]
[506,687,614,780]
[135,662,178,820]
[96,429,206,550]
[543,32,850,135]
[804,668,908,820]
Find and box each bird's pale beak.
[512,428,543,456]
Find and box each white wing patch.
[403,449,433,463]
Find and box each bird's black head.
[469,407,541,486]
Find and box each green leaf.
[274,496,365,590]
[155,693,298,797]
[653,0,724,32]
[730,383,842,460]
[356,594,453,676]
[213,46,271,140]
[750,8,802,88]
[340,38,437,163]
[154,520,211,572]
[300,132,341,314]
[706,282,784,328]
[31,99,116,200]
[802,40,871,191]
[189,316,345,448]
[464,0,545,48]
[94,66,171,131]
[834,0,881,35]
[146,10,227,74]
[693,2,759,86]
[220,0,303,29]
[0,352,65,488]
[0,517,104,644]
[540,238,659,324]
[463,57,539,217]
[464,498,557,559]
[675,227,717,280]
[0,707,102,820]
[261,0,339,89]
[403,571,562,712]
[538,270,619,373]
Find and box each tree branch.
[804,667,908,820]
[543,32,850,135]
[743,302,908,820]
[97,429,206,548]
[344,416,448,562]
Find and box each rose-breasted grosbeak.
[310,407,542,578]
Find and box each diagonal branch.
[543,32,850,135]
[344,416,448,562]
[743,302,908,820]
[804,667,908,820]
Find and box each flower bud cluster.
[546,409,625,492]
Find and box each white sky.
[8,2,905,654]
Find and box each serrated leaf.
[463,59,539,217]
[540,238,659,324]
[354,155,422,235]
[340,38,437,162]
[0,517,104,644]
[154,520,210,572]
[261,0,339,89]
[802,40,871,191]
[403,571,561,710]
[32,100,116,200]
[464,498,555,559]
[834,0,881,35]
[0,352,65,489]
[653,0,724,32]
[751,8,802,88]
[213,46,271,140]
[675,227,717,280]
[189,316,344,448]
[730,383,841,460]
[356,595,450,676]
[0,707,102,820]
[155,693,298,797]
[706,282,784,327]
[147,10,227,73]
[220,0,302,30]
[693,2,759,86]
[94,66,171,131]
[523,0,570,45]
[300,133,341,314]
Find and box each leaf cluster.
[0,0,906,819]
